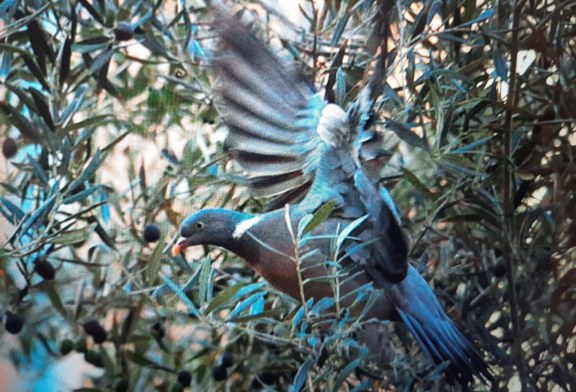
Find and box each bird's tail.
[388,265,492,386]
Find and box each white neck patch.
[232,216,262,239]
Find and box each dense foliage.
[1,0,574,390]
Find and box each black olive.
[212,365,227,381]
[34,259,56,280]
[83,319,102,336]
[143,224,161,243]
[92,328,107,344]
[219,351,234,368]
[177,370,192,387]
[2,137,18,159]
[4,312,24,334]
[493,258,506,277]
[114,22,134,41]
[83,319,107,343]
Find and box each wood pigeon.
[173,6,491,387]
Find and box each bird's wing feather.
[212,10,325,203]
[352,170,408,283]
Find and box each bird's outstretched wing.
[212,9,325,205]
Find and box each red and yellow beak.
[171,238,188,257]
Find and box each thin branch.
[503,0,528,388]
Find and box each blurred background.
[1,0,575,390]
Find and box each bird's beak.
[171,237,188,257]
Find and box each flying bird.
[173,6,491,387]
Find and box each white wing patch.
[317,104,348,148]
[232,216,262,239]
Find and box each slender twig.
[310,0,318,76]
[503,0,528,388]
[395,0,410,106]
[283,205,310,318]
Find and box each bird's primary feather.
[212,9,325,202]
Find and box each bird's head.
[171,209,250,256]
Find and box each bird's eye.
[196,222,205,229]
